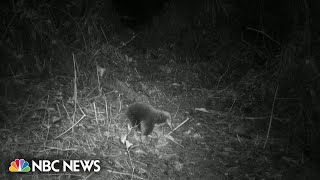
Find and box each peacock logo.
[9,159,31,172]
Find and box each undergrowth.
[0,0,318,179]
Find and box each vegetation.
[0,0,319,179]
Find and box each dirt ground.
[1,40,318,180]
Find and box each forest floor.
[0,31,317,180]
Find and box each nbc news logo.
[9,159,100,173]
[9,159,30,172]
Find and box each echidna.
[126,102,172,136]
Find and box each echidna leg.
[140,120,148,143]
[153,125,164,138]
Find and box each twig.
[100,25,108,43]
[38,147,78,152]
[2,13,17,39]
[216,63,229,88]
[247,27,281,46]
[104,96,108,123]
[263,85,279,149]
[53,103,86,140]
[236,134,241,143]
[8,65,17,81]
[72,53,77,133]
[16,95,30,122]
[166,137,184,148]
[115,33,139,51]
[83,171,95,180]
[88,49,101,64]
[56,103,61,117]
[127,148,135,180]
[44,95,51,146]
[62,101,71,122]
[105,169,146,180]
[94,102,98,124]
[118,93,122,113]
[167,118,190,136]
[96,64,102,96]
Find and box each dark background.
[0,0,320,179]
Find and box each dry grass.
[0,39,181,179]
[0,1,317,179]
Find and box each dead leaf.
[125,140,133,149]
[195,108,209,113]
[134,149,147,155]
[120,134,127,144]
[184,130,192,135]
[52,116,61,123]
